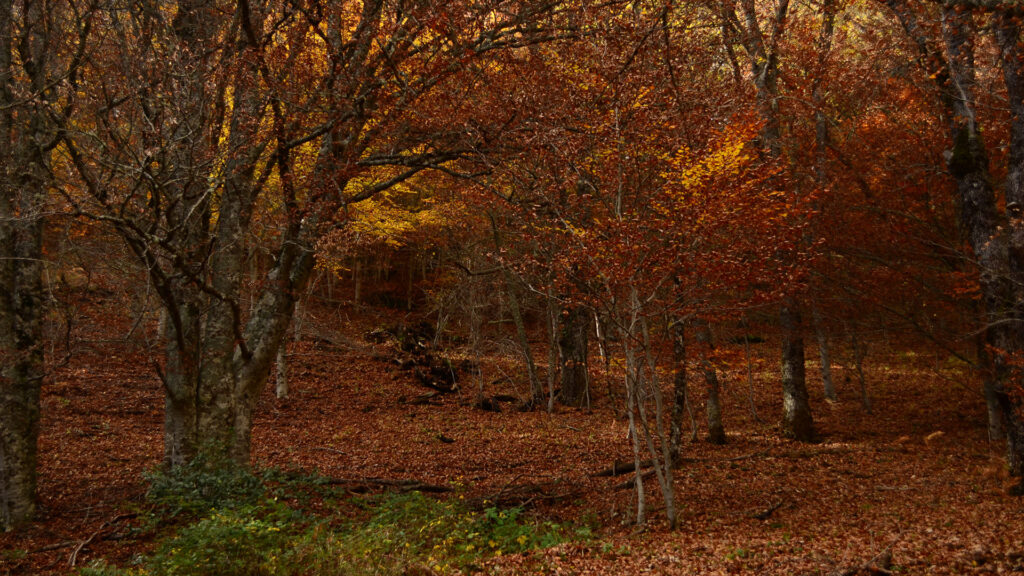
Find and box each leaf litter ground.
[1,293,1023,575]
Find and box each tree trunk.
[781,301,816,442]
[695,320,726,444]
[0,0,57,529]
[0,172,45,529]
[353,257,362,309]
[275,342,288,399]
[851,329,871,413]
[491,215,542,405]
[669,318,696,460]
[558,306,590,408]
[506,274,542,405]
[813,304,836,401]
[546,285,559,413]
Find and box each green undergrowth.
[81,459,583,576]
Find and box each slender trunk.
[625,358,646,526]
[781,301,816,441]
[293,298,304,343]
[506,274,542,404]
[406,253,415,311]
[622,317,646,526]
[669,318,696,459]
[353,257,362,309]
[491,215,542,404]
[558,306,590,407]
[978,330,1004,441]
[812,304,836,401]
[739,317,762,423]
[637,306,676,528]
[852,331,870,414]
[695,320,725,444]
[275,342,288,399]
[546,285,558,413]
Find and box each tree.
[880,0,1024,490]
[61,0,588,469]
[1,0,91,530]
[718,0,818,441]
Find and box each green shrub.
[144,452,264,518]
[145,504,297,576]
[336,492,570,574]
[90,473,577,576]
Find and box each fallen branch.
[469,481,578,508]
[592,459,655,477]
[68,513,138,568]
[593,450,768,477]
[751,499,785,520]
[31,541,75,554]
[312,447,348,455]
[322,477,452,493]
[614,470,656,491]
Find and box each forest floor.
[2,288,1023,575]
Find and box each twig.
[614,469,656,491]
[752,499,785,520]
[312,446,348,455]
[68,513,137,568]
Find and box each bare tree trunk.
[624,349,646,526]
[353,257,362,309]
[490,215,542,405]
[669,318,696,460]
[275,342,288,399]
[781,301,816,442]
[0,165,45,530]
[558,306,590,407]
[695,320,726,444]
[725,0,814,442]
[977,330,1004,441]
[0,0,68,528]
[637,308,677,528]
[737,317,762,423]
[506,274,542,405]
[546,285,559,413]
[851,330,870,413]
[813,304,836,401]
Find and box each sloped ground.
[2,292,1021,575]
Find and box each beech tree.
[1,0,91,530]
[879,0,1024,491]
[60,0,588,469]
[716,0,819,442]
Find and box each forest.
[2,0,1024,574]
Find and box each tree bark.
[0,0,62,529]
[275,342,288,399]
[558,306,590,407]
[781,301,816,441]
[669,318,696,460]
[813,304,836,401]
[724,0,815,442]
[695,320,726,444]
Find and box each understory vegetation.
[81,458,578,576]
